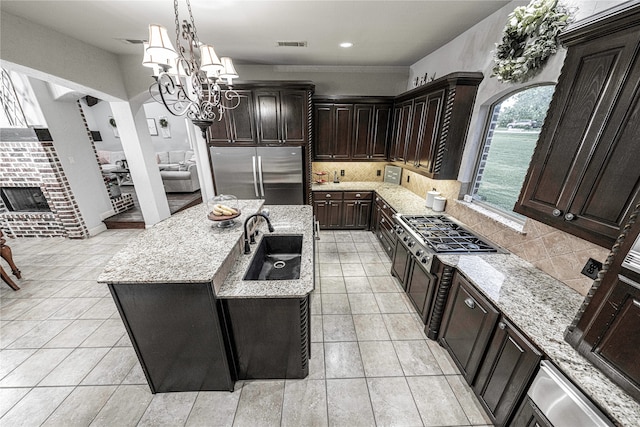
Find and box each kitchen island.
[98,201,314,393]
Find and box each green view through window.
[472,85,555,217]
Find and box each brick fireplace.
[0,128,89,238]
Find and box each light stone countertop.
[216,205,314,298]
[313,182,439,215]
[98,200,315,299]
[98,199,265,286]
[313,182,640,427]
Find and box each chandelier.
[142,0,240,137]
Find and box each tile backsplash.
[312,162,385,183]
[311,162,608,296]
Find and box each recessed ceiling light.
[339,42,353,48]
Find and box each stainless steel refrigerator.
[210,146,304,205]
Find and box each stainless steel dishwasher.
[526,361,614,426]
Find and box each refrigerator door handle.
[252,156,260,198]
[258,156,265,198]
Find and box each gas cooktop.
[397,215,499,254]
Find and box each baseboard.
[100,209,116,220]
[89,223,108,236]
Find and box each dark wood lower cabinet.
[406,257,437,324]
[439,272,499,382]
[511,397,552,427]
[473,317,542,426]
[109,282,234,393]
[221,296,310,380]
[391,238,411,290]
[312,191,372,230]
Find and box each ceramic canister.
[432,196,446,212]
[426,190,441,208]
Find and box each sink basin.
[243,235,303,281]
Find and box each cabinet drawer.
[343,191,372,200]
[312,191,343,201]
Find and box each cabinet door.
[313,201,330,228]
[281,90,307,144]
[511,397,552,427]
[515,29,640,247]
[326,200,343,229]
[314,104,334,160]
[473,317,542,427]
[208,113,232,143]
[356,200,372,229]
[371,104,392,159]
[440,272,499,382]
[352,104,373,159]
[406,258,436,324]
[391,240,411,289]
[582,272,640,400]
[391,101,412,162]
[342,200,358,228]
[416,90,444,171]
[255,90,282,144]
[333,105,353,159]
[406,96,427,166]
[228,90,257,144]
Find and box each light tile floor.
[0,229,492,426]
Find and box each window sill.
[454,200,526,235]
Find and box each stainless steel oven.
[391,214,501,328]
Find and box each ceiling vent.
[276,41,307,47]
[118,38,147,45]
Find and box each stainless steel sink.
[243,235,303,280]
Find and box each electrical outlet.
[581,258,602,280]
[406,175,410,183]
[377,170,381,176]
[340,170,345,176]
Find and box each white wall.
[409,0,623,185]
[29,78,113,235]
[235,64,408,96]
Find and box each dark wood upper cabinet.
[390,72,482,179]
[208,90,256,144]
[255,89,309,145]
[207,82,313,147]
[390,100,412,163]
[514,3,640,248]
[313,97,393,161]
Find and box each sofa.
[97,150,127,173]
[156,150,200,193]
[97,150,200,193]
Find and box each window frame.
[468,84,555,224]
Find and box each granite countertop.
[315,182,639,426]
[217,205,315,299]
[438,254,639,427]
[98,200,315,300]
[98,199,265,285]
[313,182,439,215]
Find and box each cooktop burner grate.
[400,215,498,253]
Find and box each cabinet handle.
[383,204,387,209]
[326,194,331,198]
[498,321,506,330]
[552,209,562,217]
[564,212,575,221]
[376,197,380,202]
[356,193,361,198]
[381,218,385,223]
[464,298,475,309]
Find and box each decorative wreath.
[492,0,573,84]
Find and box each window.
[471,85,555,219]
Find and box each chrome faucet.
[243,213,274,254]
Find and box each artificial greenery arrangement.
[159,118,169,128]
[492,0,573,83]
